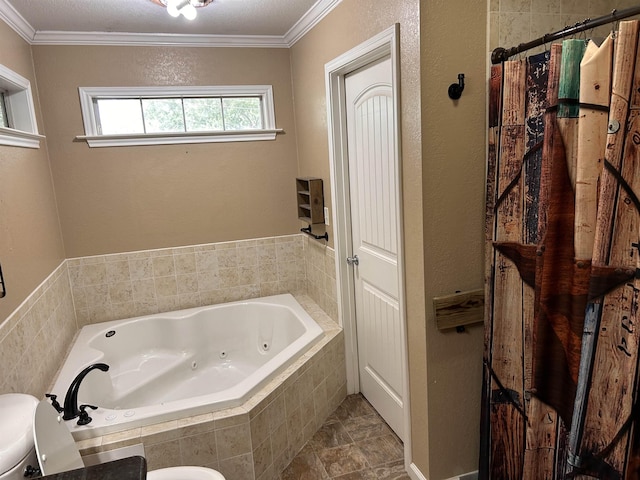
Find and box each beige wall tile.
[109,281,134,304]
[560,0,588,14]
[145,440,182,470]
[174,253,197,275]
[238,265,260,286]
[179,431,217,466]
[81,263,107,286]
[106,260,131,284]
[270,421,289,461]
[217,249,238,268]
[252,438,272,479]
[265,394,286,433]
[141,421,180,445]
[238,246,258,266]
[250,408,271,450]
[257,244,277,264]
[133,278,157,302]
[530,13,566,40]
[177,274,199,294]
[218,267,239,289]
[196,251,218,272]
[216,423,252,460]
[157,296,180,312]
[155,276,178,297]
[130,258,154,280]
[197,270,220,291]
[501,0,531,12]
[499,12,531,46]
[531,0,560,14]
[153,256,176,277]
[218,453,255,479]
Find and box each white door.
[345,56,404,440]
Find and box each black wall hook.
[0,261,5,298]
[448,73,465,100]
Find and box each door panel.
[345,56,404,439]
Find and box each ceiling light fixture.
[150,0,214,20]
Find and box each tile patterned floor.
[281,394,409,479]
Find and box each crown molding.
[31,31,289,48]
[0,0,35,43]
[0,0,341,47]
[285,0,341,46]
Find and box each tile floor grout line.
[280,394,409,479]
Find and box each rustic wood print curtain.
[481,21,640,480]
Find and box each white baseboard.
[443,471,479,480]
[407,463,428,480]
[407,462,478,480]
[460,472,479,480]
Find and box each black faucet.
[62,363,109,420]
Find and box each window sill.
[76,129,283,148]
[0,127,44,149]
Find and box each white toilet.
[0,394,225,480]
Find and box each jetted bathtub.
[49,294,324,439]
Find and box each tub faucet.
[62,362,109,420]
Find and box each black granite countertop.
[39,456,146,480]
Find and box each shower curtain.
[481,20,640,480]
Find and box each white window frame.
[0,64,43,149]
[77,85,281,148]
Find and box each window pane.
[142,98,185,133]
[97,99,144,134]
[222,97,262,130]
[0,93,8,128]
[184,98,223,131]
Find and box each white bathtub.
[50,294,323,439]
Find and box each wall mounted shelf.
[296,177,325,224]
[433,288,484,331]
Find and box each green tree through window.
[184,98,223,131]
[96,96,262,135]
[222,98,262,130]
[79,85,276,147]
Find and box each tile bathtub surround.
[0,261,77,397]
[303,236,337,322]
[68,235,309,327]
[76,295,347,480]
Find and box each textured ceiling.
[5,0,319,36]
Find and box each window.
[78,86,280,147]
[0,64,42,149]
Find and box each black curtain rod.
[491,5,640,64]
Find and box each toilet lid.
[33,399,85,476]
[0,394,38,473]
[147,466,226,480]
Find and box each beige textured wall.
[420,0,486,478]
[31,45,300,258]
[0,21,65,323]
[289,0,430,475]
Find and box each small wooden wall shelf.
[296,177,325,224]
[433,288,484,331]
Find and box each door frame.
[324,23,410,461]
